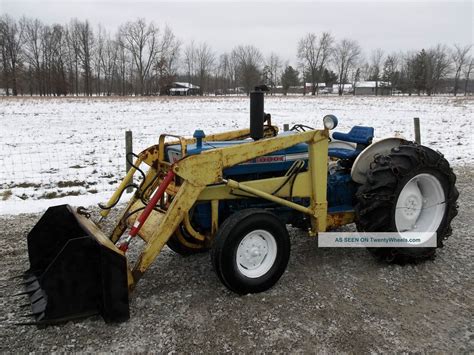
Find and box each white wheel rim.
[236,230,277,278]
[395,173,446,235]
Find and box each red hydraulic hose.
[118,169,176,252]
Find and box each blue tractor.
[21,87,458,325]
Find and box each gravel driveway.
[0,166,472,353]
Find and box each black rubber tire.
[210,209,290,294]
[166,225,209,256]
[355,141,458,263]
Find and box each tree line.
[0,15,472,97]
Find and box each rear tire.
[211,209,290,294]
[355,141,458,263]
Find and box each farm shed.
[354,81,392,96]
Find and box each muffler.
[22,204,129,325]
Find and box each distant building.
[331,83,353,94]
[304,82,326,93]
[168,82,200,96]
[354,81,391,96]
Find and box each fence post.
[125,130,133,192]
[413,117,421,144]
[283,123,290,132]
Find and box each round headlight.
[323,115,338,130]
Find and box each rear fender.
[351,137,405,184]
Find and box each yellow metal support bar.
[225,179,312,215]
[176,130,321,187]
[211,200,219,235]
[183,214,205,241]
[198,172,312,201]
[175,228,206,249]
[100,163,139,218]
[308,132,329,234]
[131,181,204,286]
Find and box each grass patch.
[57,180,86,188]
[39,190,83,199]
[1,190,13,201]
[59,190,81,197]
[40,191,58,199]
[9,182,42,188]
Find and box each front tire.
[355,142,458,263]
[211,209,290,294]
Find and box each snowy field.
[0,95,472,215]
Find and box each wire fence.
[0,131,137,211]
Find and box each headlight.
[323,115,338,130]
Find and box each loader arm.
[130,128,329,286]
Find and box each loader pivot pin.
[118,169,176,252]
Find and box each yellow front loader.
[19,87,458,325]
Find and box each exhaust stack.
[250,85,269,140]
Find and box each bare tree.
[20,17,44,95]
[369,48,384,95]
[463,56,473,95]
[120,18,159,95]
[69,19,94,96]
[151,26,180,94]
[263,52,283,93]
[231,45,263,94]
[427,44,451,95]
[183,40,196,84]
[351,67,361,95]
[98,32,118,96]
[0,15,24,95]
[184,41,214,94]
[360,61,371,81]
[216,53,230,94]
[334,39,361,95]
[382,53,400,93]
[50,24,68,96]
[195,42,214,94]
[119,19,179,95]
[94,25,105,95]
[297,32,333,95]
[451,44,472,96]
[65,21,81,95]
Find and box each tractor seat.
[329,126,374,160]
[332,126,374,145]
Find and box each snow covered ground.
[0,95,472,215]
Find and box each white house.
[304,82,326,92]
[168,82,200,96]
[331,83,353,94]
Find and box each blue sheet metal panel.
[167,140,309,156]
[328,148,360,160]
[166,141,310,175]
[327,172,356,209]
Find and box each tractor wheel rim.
[236,230,277,278]
[395,173,446,235]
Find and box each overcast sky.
[1,0,472,64]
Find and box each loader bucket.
[22,204,129,325]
